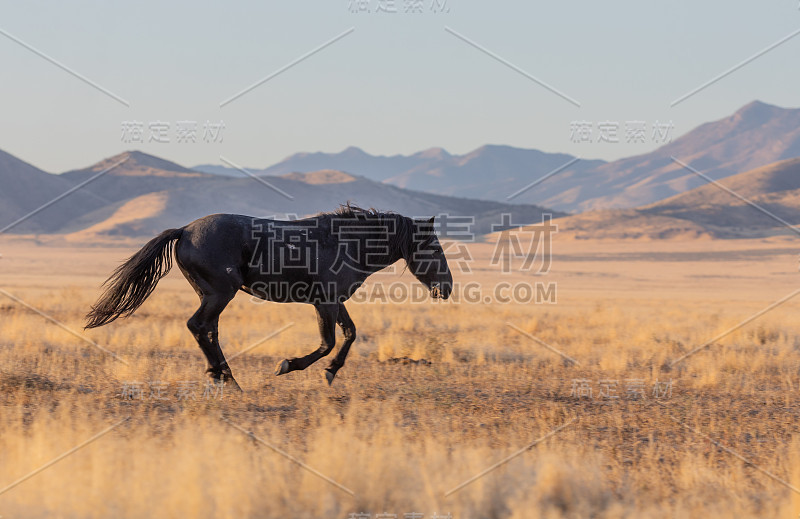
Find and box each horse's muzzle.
[430,282,449,300]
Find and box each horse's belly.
[241,273,347,304]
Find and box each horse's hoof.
[275,359,290,376]
[324,369,336,386]
[225,378,243,392]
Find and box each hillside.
[543,157,800,240]
[65,169,563,242]
[0,149,107,233]
[61,151,216,206]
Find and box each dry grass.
[0,239,799,518]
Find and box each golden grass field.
[1,235,799,518]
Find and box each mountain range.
[1,100,799,242]
[0,150,561,241]
[195,101,800,213]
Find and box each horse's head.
[407,217,453,300]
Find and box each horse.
[85,205,453,389]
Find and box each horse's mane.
[323,203,415,261]
[322,202,387,219]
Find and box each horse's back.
[176,214,254,276]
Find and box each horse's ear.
[426,217,436,234]
[415,217,436,236]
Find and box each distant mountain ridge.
[194,145,606,209]
[194,100,800,212]
[194,147,450,180]
[71,150,204,177]
[564,100,800,212]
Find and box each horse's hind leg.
[275,303,338,376]
[185,280,241,391]
[323,303,356,385]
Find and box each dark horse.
[85,205,453,389]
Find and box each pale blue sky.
[1,0,799,173]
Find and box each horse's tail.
[85,228,184,329]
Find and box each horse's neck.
[362,235,407,273]
[340,217,409,273]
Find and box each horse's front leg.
[275,302,339,376]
